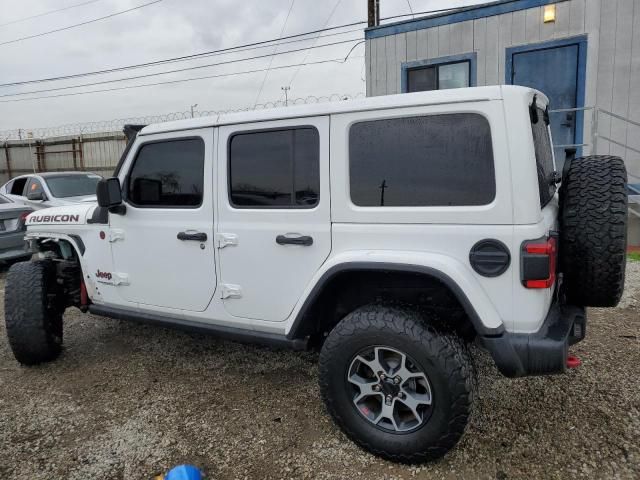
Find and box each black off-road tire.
[560,155,628,307]
[319,305,473,463]
[5,261,63,365]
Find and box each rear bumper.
[480,303,586,377]
[0,231,31,261]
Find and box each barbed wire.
[0,92,365,141]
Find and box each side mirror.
[27,191,45,201]
[96,177,122,208]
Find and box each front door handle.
[276,234,313,246]
[177,231,207,242]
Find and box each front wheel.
[319,305,473,463]
[5,261,63,365]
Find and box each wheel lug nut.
[373,384,381,392]
[380,373,386,380]
[394,377,401,384]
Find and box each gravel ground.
[0,262,638,480]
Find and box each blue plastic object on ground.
[164,464,203,480]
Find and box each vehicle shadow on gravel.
[0,264,638,480]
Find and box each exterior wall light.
[543,5,556,23]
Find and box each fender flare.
[286,261,505,340]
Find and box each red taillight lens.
[522,236,557,289]
[18,211,30,226]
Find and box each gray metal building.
[364,0,639,243]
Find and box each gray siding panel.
[596,0,618,153]
[554,1,571,38]
[395,34,407,93]
[525,7,541,43]
[474,17,487,85]
[417,28,429,59]
[427,27,439,58]
[438,24,451,56]
[386,35,397,95]
[498,13,513,84]
[511,9,526,45]
[569,0,586,35]
[406,30,418,61]
[583,0,601,154]
[485,16,500,85]
[610,0,634,158]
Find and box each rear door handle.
[177,231,207,242]
[276,234,313,246]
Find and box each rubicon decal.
[28,214,81,223]
[96,270,113,281]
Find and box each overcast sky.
[0,0,485,132]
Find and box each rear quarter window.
[531,107,556,207]
[349,113,495,207]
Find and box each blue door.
[509,42,581,166]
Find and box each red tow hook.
[566,355,582,369]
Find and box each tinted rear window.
[349,114,495,206]
[531,107,556,207]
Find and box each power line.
[285,0,343,92]
[0,0,105,27]
[1,37,362,98]
[253,0,296,107]
[0,54,364,103]
[0,0,164,47]
[0,20,366,88]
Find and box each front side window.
[45,174,101,198]
[349,114,495,207]
[407,61,470,92]
[128,138,204,207]
[229,127,319,208]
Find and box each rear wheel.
[5,261,64,365]
[319,305,473,463]
[560,155,628,307]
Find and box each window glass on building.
[407,61,470,92]
[128,138,204,207]
[229,127,320,208]
[349,113,495,207]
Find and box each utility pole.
[281,86,290,106]
[367,0,380,27]
[190,103,198,118]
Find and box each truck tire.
[559,155,628,307]
[319,305,473,463]
[4,261,63,365]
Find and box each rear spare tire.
[5,261,63,365]
[560,155,628,307]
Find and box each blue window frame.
[401,53,477,93]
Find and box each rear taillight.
[521,236,557,289]
[18,211,30,227]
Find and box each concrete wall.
[365,0,640,181]
[1,132,126,185]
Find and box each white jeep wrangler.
[4,86,628,463]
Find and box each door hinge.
[220,284,242,299]
[113,273,130,286]
[216,233,238,249]
[109,229,125,243]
